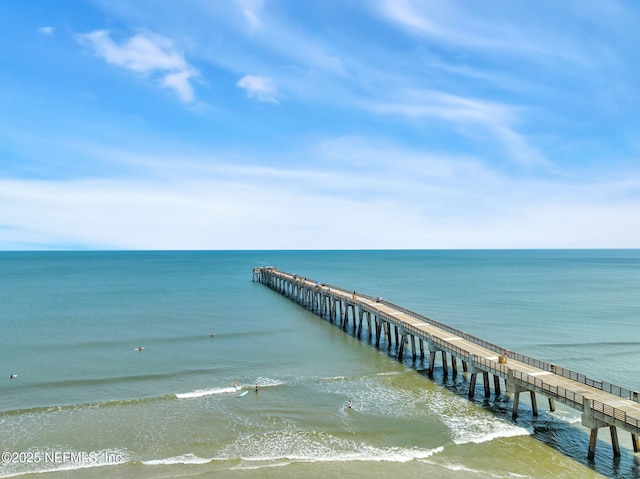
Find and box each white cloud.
[2,133,640,250]
[38,26,54,35]
[2,172,640,250]
[236,74,279,103]
[161,71,196,103]
[78,30,198,103]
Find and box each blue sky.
[1,0,640,250]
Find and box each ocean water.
[1,250,639,478]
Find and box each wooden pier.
[253,266,640,461]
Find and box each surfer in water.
[9,374,17,379]
[347,399,353,409]
[232,381,238,390]
[255,383,259,393]
[136,347,144,351]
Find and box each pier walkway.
[253,266,640,461]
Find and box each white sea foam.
[311,374,428,419]
[310,371,533,446]
[175,378,284,399]
[254,377,286,388]
[549,408,582,424]
[450,422,531,446]
[424,392,532,445]
[429,461,535,478]
[142,453,211,465]
[139,434,443,471]
[176,387,236,399]
[219,429,444,467]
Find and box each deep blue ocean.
[1,250,639,478]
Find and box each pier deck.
[253,266,640,461]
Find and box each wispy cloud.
[237,0,265,30]
[365,90,548,168]
[38,26,54,35]
[377,0,590,65]
[2,145,639,250]
[78,30,198,103]
[237,75,279,103]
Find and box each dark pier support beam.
[483,371,491,398]
[462,361,468,372]
[419,339,424,360]
[493,375,501,396]
[530,391,539,417]
[410,335,417,361]
[610,426,621,458]
[451,355,458,377]
[468,373,477,399]
[588,428,598,460]
[343,303,349,329]
[512,390,520,420]
[441,351,448,377]
[341,303,349,329]
[385,322,392,351]
[351,304,358,333]
[330,298,337,323]
[428,351,436,376]
[631,433,640,453]
[549,398,556,412]
[398,334,406,360]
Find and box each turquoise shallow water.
[1,250,639,478]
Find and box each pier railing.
[379,298,506,355]
[592,400,640,429]
[378,297,640,404]
[551,366,640,403]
